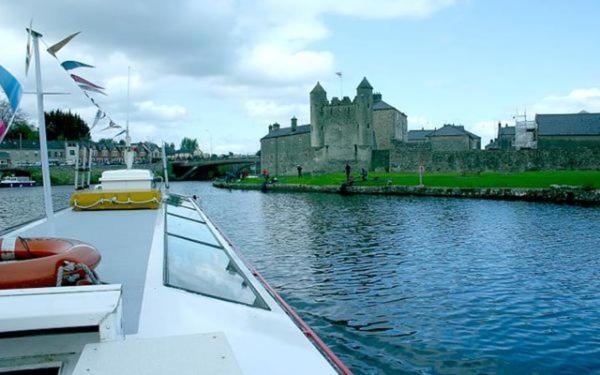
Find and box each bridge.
[171,156,259,180]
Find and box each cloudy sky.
[1,0,599,153]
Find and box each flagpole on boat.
[125,66,133,169]
[32,29,54,222]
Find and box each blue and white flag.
[0,65,23,112]
[0,65,22,142]
[61,60,94,71]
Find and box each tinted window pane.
[167,204,203,221]
[167,214,219,246]
[166,235,263,307]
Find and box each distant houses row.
[402,111,600,152]
[0,140,163,167]
[485,112,600,150]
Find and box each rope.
[73,196,159,209]
[56,260,101,286]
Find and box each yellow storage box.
[70,189,162,211]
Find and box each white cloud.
[135,101,187,121]
[530,88,600,115]
[0,0,457,152]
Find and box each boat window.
[165,234,268,309]
[167,204,203,221]
[167,214,219,246]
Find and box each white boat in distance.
[0,176,36,188]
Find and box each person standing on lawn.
[345,163,351,182]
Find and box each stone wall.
[390,146,600,172]
[373,109,406,149]
[260,132,313,175]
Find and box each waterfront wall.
[389,147,600,173]
[213,181,600,206]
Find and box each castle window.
[354,144,357,159]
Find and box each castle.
[260,78,407,175]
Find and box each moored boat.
[0,176,36,188]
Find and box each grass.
[238,171,600,189]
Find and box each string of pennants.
[42,31,123,134]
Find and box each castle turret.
[310,82,327,148]
[356,77,374,146]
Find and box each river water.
[1,182,599,374]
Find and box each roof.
[261,124,311,140]
[407,129,433,141]
[372,100,395,111]
[536,113,600,136]
[498,126,515,136]
[0,151,9,158]
[357,77,372,90]
[428,124,481,139]
[0,139,40,150]
[310,82,325,94]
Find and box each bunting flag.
[90,109,106,130]
[78,84,107,96]
[0,65,23,111]
[100,120,121,132]
[61,60,94,70]
[113,129,126,137]
[25,20,32,76]
[46,31,80,56]
[0,120,7,142]
[71,74,104,90]
[335,71,342,77]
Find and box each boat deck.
[19,208,158,334]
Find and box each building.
[514,120,536,149]
[426,124,481,151]
[486,123,516,150]
[406,129,434,144]
[0,140,41,165]
[0,139,162,167]
[536,112,600,149]
[0,151,10,166]
[261,78,407,175]
[406,125,481,151]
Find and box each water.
[0,185,74,230]
[1,182,599,374]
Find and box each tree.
[97,138,115,145]
[5,123,38,140]
[0,100,36,140]
[164,142,176,154]
[45,109,90,141]
[180,137,199,153]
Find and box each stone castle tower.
[310,77,375,171]
[260,76,406,175]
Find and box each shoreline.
[213,181,600,206]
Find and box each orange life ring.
[0,237,101,290]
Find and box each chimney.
[268,124,273,132]
[373,93,382,103]
[272,123,280,131]
[291,116,297,131]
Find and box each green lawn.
[240,171,600,189]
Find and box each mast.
[124,66,133,169]
[32,29,54,222]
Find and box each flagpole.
[124,66,133,169]
[32,30,54,222]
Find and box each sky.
[1,0,599,154]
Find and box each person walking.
[344,163,351,182]
[297,164,303,177]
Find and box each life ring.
[0,237,101,290]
